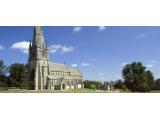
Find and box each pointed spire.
[33,26,45,48]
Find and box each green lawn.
[149,90,160,93]
[0,88,121,93]
[1,88,159,93]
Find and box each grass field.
[0,88,159,93]
[0,88,122,93]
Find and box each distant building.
[102,82,114,91]
[28,26,83,90]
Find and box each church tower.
[28,26,49,90]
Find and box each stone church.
[28,26,83,90]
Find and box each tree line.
[84,62,160,92]
[0,60,28,89]
[1,59,160,92]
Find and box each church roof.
[69,67,82,76]
[49,61,70,72]
[47,75,72,80]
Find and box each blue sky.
[0,26,160,81]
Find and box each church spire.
[33,26,45,48]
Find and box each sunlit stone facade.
[28,26,83,90]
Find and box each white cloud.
[49,44,74,54]
[71,64,78,67]
[73,26,82,33]
[98,26,107,31]
[121,62,128,66]
[11,41,29,54]
[10,42,74,54]
[81,62,90,67]
[145,64,155,68]
[0,45,4,50]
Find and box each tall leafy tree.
[0,60,8,88]
[0,60,7,77]
[122,62,154,92]
[114,79,124,89]
[154,79,160,90]
[8,63,27,88]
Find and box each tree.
[122,62,154,92]
[0,76,7,89]
[8,63,27,88]
[0,60,8,88]
[90,84,96,90]
[113,79,128,91]
[0,60,7,77]
[114,79,124,89]
[83,80,102,90]
[154,79,160,90]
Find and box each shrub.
[90,84,96,90]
